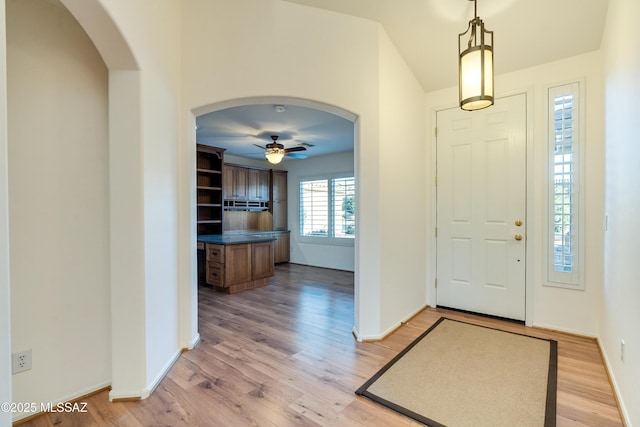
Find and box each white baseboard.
[12,380,111,422]
[146,348,182,396]
[108,387,146,401]
[597,337,631,426]
[184,332,200,350]
[352,326,362,342]
[531,322,597,339]
[355,303,429,341]
[110,346,184,402]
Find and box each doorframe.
[185,95,360,344]
[429,88,535,326]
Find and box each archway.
[180,96,362,346]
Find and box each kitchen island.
[198,234,276,294]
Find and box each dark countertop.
[197,234,278,245]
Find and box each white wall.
[426,51,605,337]
[6,0,111,416]
[601,0,640,423]
[0,0,13,425]
[377,31,428,332]
[92,0,183,398]
[180,0,427,339]
[286,152,355,271]
[138,3,182,394]
[5,0,184,405]
[181,0,387,338]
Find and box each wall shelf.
[196,144,225,235]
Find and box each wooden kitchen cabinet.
[223,164,248,200]
[273,231,290,264]
[271,170,288,230]
[251,240,275,279]
[204,240,274,293]
[224,243,253,286]
[247,168,270,202]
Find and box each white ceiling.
[197,0,609,162]
[196,103,354,161]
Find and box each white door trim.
[429,88,535,326]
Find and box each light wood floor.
[18,264,623,426]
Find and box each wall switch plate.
[12,349,32,374]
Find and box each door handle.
[515,219,523,226]
[514,234,523,241]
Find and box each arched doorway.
[182,96,361,346]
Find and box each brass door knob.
[515,234,523,241]
[515,219,523,226]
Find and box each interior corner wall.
[425,50,604,337]
[180,0,385,338]
[95,0,183,394]
[141,22,182,391]
[600,0,640,423]
[0,0,13,425]
[377,30,428,334]
[107,70,149,399]
[6,0,111,417]
[285,152,356,272]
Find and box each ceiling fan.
[254,135,307,164]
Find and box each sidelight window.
[546,82,583,288]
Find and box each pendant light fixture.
[458,0,494,111]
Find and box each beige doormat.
[356,317,557,427]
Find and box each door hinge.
[435,176,438,186]
[435,127,438,138]
[435,227,438,237]
[435,278,438,288]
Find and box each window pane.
[548,82,582,288]
[332,177,355,238]
[552,93,575,273]
[299,179,328,237]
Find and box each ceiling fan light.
[265,147,285,164]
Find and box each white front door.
[436,94,527,321]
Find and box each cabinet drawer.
[206,244,225,263]
[206,262,224,286]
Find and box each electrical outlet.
[621,339,625,363]
[12,349,32,374]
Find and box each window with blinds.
[547,82,582,288]
[333,177,355,238]
[299,179,329,237]
[299,175,355,240]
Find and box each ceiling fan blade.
[286,152,308,159]
[253,144,266,150]
[284,146,307,153]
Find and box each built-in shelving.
[196,144,225,235]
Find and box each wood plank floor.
[17,263,623,426]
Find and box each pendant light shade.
[459,0,494,111]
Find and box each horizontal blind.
[299,179,329,237]
[332,177,355,238]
